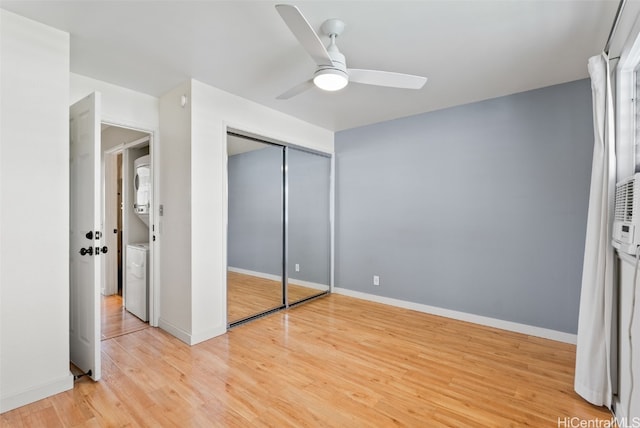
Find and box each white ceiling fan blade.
[276,4,334,67]
[276,80,315,100]
[348,69,427,89]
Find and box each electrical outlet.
[373,275,380,286]
[295,264,300,272]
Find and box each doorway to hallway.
[101,124,154,340]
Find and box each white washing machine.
[125,243,149,321]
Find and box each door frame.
[102,149,119,296]
[101,122,158,327]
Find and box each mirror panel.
[286,147,331,304]
[227,136,284,323]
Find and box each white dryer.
[133,155,151,227]
[125,243,149,321]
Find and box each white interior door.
[70,92,102,381]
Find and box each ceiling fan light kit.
[313,69,348,91]
[275,4,427,99]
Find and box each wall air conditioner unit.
[613,173,640,255]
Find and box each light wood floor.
[227,271,327,323]
[3,294,612,427]
[101,294,149,340]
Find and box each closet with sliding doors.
[226,131,332,326]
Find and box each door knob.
[101,246,108,254]
[79,247,93,256]
[85,231,101,240]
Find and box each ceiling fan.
[275,4,427,99]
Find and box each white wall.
[0,10,73,412]
[158,79,333,344]
[157,81,193,341]
[70,73,159,131]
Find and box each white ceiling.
[0,1,618,131]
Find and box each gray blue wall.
[288,148,331,285]
[334,79,593,334]
[228,146,283,276]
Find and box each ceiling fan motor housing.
[318,49,347,74]
[319,19,347,74]
[314,48,348,90]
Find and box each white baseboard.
[228,266,280,282]
[288,278,328,291]
[1,373,74,413]
[159,318,226,346]
[333,287,577,344]
[228,266,329,291]
[226,269,574,343]
[190,326,227,345]
[158,317,192,345]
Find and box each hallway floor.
[101,294,149,340]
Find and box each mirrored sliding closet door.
[226,132,332,327]
[227,135,284,324]
[286,147,331,305]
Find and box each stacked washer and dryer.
[126,155,150,321]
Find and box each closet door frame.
[226,129,333,327]
[283,147,289,308]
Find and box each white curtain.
[574,52,616,407]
